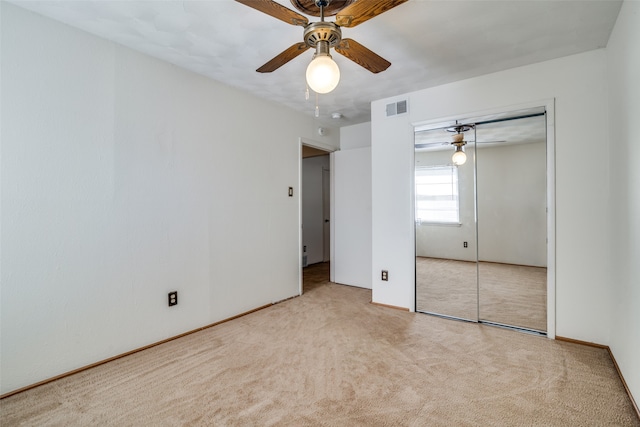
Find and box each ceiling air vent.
[386,100,408,117]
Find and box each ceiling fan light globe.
[452,150,467,166]
[306,55,340,94]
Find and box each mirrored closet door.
[415,109,548,333]
[476,113,547,332]
[414,124,478,321]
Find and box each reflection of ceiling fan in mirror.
[447,124,472,166]
[235,0,408,93]
[415,123,506,151]
[415,123,506,166]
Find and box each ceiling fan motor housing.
[447,124,472,134]
[304,22,342,48]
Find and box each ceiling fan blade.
[414,140,508,148]
[335,38,391,73]
[256,42,311,73]
[335,0,408,27]
[415,142,450,149]
[235,0,309,26]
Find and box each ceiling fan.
[415,124,473,151]
[235,0,408,93]
[447,124,472,166]
[415,124,506,150]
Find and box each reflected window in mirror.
[415,165,460,225]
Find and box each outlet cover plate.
[168,291,178,307]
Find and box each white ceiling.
[10,0,622,128]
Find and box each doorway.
[301,143,333,292]
[414,107,552,334]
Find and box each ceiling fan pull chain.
[315,92,320,118]
[305,85,310,101]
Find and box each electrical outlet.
[381,270,388,281]
[464,241,468,248]
[168,291,178,307]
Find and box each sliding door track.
[417,310,477,324]
[417,310,547,337]
[479,320,547,337]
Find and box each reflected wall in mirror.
[414,126,478,321]
[414,109,548,334]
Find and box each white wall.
[340,122,372,150]
[302,155,330,265]
[371,50,611,345]
[0,3,338,395]
[606,0,640,406]
[477,142,547,267]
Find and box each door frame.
[322,167,331,263]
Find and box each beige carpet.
[416,257,547,331]
[2,262,638,426]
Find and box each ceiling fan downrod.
[315,0,330,21]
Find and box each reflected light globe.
[452,150,467,166]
